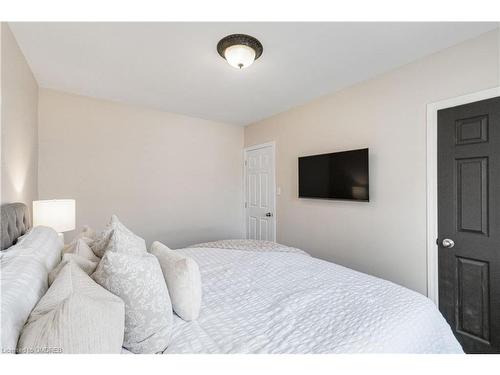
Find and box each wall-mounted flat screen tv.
[298,148,369,201]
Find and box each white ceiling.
[9,22,498,126]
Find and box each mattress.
[164,245,463,354]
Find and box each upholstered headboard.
[1,202,32,250]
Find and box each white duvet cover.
[165,246,463,354]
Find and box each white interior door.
[245,143,276,241]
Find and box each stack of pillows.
[18,215,202,354]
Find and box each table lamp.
[33,199,76,242]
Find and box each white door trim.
[426,86,500,306]
[243,141,277,241]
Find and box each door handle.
[442,238,455,248]
[265,212,273,217]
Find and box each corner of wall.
[0,22,40,208]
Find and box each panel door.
[245,145,275,241]
[438,97,500,353]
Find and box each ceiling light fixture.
[217,34,263,70]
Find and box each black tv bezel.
[298,148,369,202]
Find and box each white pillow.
[91,215,146,257]
[48,253,98,285]
[64,238,100,262]
[92,251,172,353]
[150,241,202,321]
[9,226,63,271]
[0,226,62,354]
[18,261,125,354]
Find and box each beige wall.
[38,89,244,247]
[1,23,39,207]
[6,23,500,294]
[244,30,500,295]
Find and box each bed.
[1,203,462,354]
[162,242,462,354]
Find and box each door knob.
[442,238,455,248]
[265,212,273,217]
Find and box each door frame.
[243,141,277,242]
[426,86,500,306]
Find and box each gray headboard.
[1,202,32,250]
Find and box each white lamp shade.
[33,199,76,233]
[224,44,256,69]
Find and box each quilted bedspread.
[164,243,463,354]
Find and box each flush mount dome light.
[217,34,263,69]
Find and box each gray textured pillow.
[48,253,98,285]
[64,238,100,262]
[150,241,202,321]
[92,251,172,353]
[18,261,125,354]
[91,215,146,257]
[72,225,97,247]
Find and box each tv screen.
[298,148,369,201]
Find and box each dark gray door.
[438,97,500,354]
